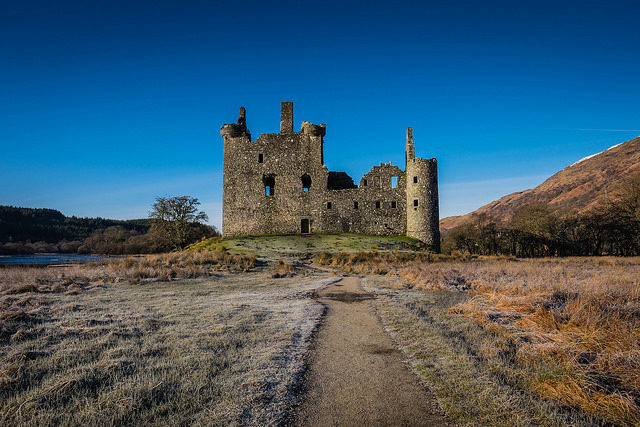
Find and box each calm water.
[0,254,112,266]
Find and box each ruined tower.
[221,102,440,251]
[405,127,440,251]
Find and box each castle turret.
[405,127,440,251]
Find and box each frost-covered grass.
[0,273,333,426]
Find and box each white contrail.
[573,128,640,132]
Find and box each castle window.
[362,179,367,186]
[354,201,359,209]
[258,153,263,163]
[326,202,332,209]
[391,201,397,208]
[391,176,397,188]
[263,175,275,196]
[375,201,381,209]
[413,176,418,183]
[374,176,380,188]
[301,174,311,192]
[414,199,419,207]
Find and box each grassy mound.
[188,233,425,257]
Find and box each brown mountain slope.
[440,136,640,231]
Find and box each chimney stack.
[280,102,293,133]
[406,126,415,162]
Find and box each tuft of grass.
[269,259,297,278]
[185,236,226,252]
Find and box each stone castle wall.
[221,102,440,250]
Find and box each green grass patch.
[191,233,425,258]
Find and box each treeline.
[442,175,640,257]
[0,205,219,255]
[0,206,150,242]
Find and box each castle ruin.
[221,102,440,251]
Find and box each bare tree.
[149,196,209,250]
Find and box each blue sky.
[2,0,639,230]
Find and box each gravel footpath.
[292,276,449,426]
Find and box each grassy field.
[2,235,639,425]
[0,259,337,425]
[319,252,640,425]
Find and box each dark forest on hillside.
[0,206,150,242]
[0,206,151,254]
[0,206,218,255]
[442,175,640,257]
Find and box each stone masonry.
[221,102,440,251]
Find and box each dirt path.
[292,276,448,426]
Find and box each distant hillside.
[441,136,640,231]
[0,205,150,243]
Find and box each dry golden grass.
[325,253,640,425]
[0,250,256,295]
[268,259,298,278]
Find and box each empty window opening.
[301,219,310,234]
[413,199,419,207]
[391,201,397,208]
[362,179,367,186]
[354,201,359,209]
[258,153,263,163]
[413,176,418,183]
[301,174,311,192]
[263,175,275,197]
[327,202,332,209]
[375,201,381,209]
[391,176,397,188]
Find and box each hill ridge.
[440,136,640,231]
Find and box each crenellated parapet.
[301,121,326,137]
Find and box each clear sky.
[2,0,639,230]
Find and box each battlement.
[301,121,326,137]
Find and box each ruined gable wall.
[222,129,327,236]
[223,134,409,237]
